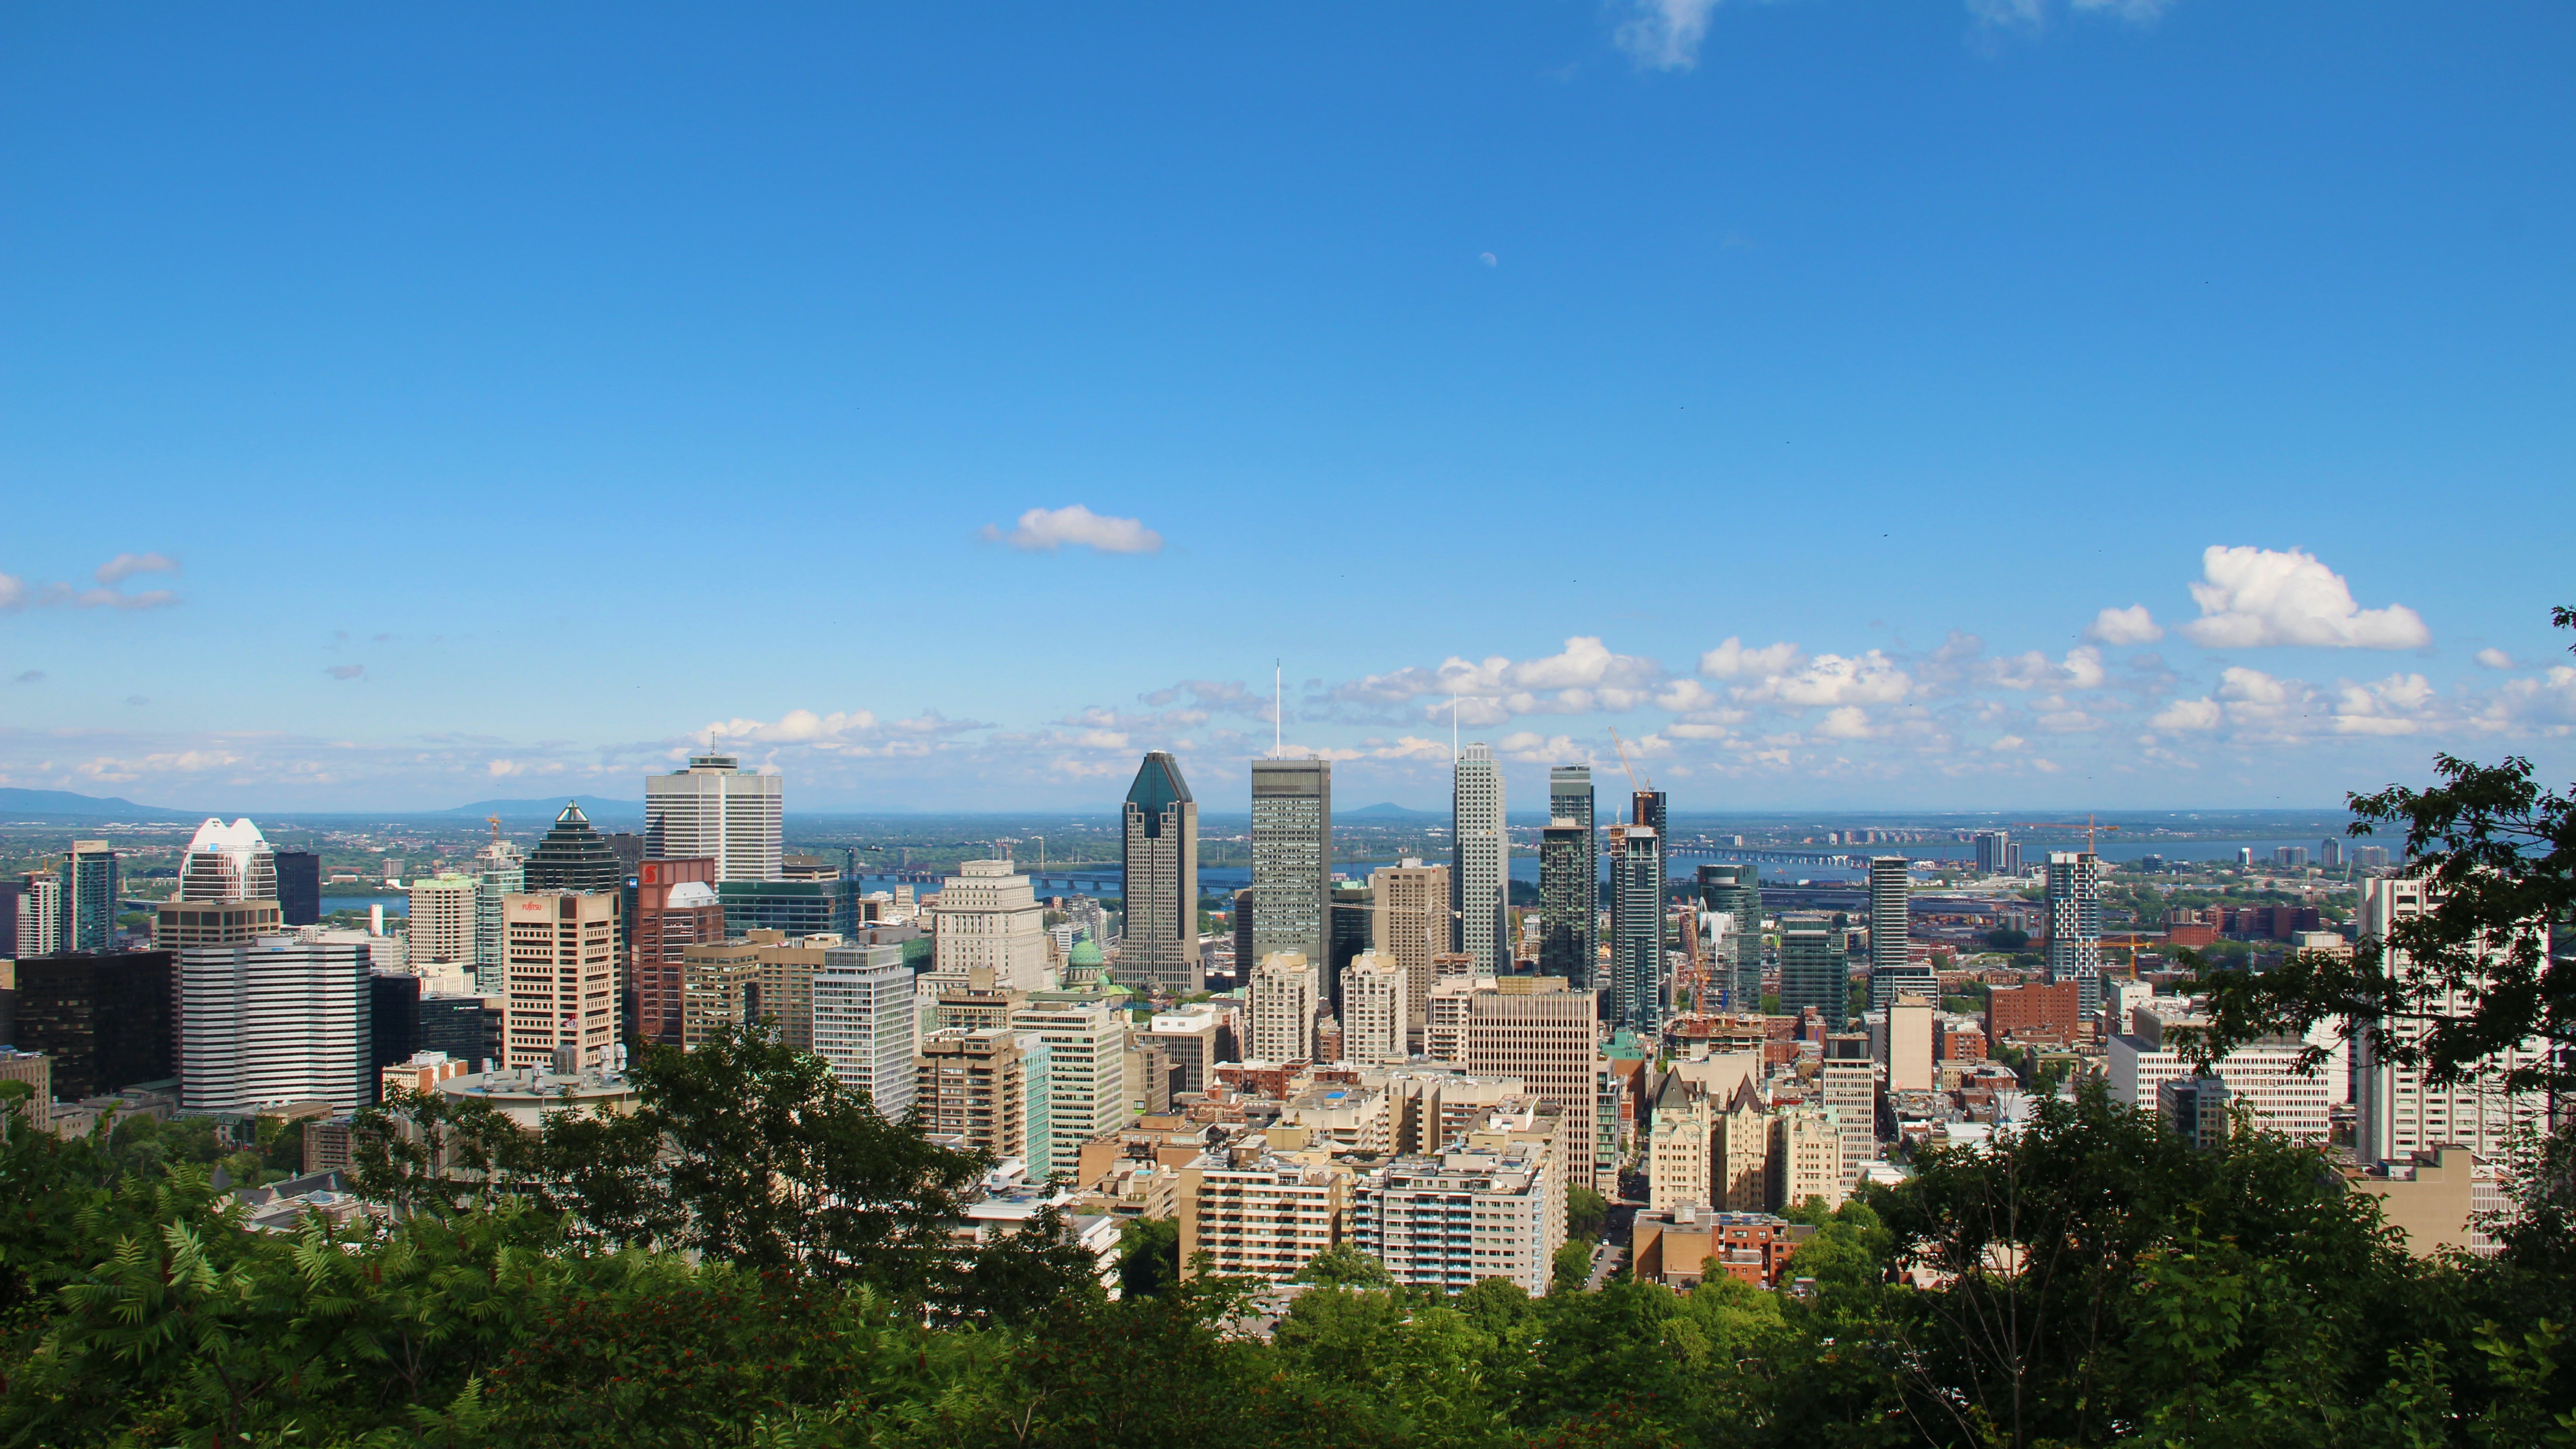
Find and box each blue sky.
[2,1,2570,813]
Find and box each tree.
[1117,1215,1181,1297]
[2189,604,2576,1096]
[1568,1185,1610,1239]
[1986,927,2030,951]
[1294,1242,1395,1289]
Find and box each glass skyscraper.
[1543,766,1596,984]
[1118,752,1200,995]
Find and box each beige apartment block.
[1370,860,1452,1033]
[1249,951,1320,1062]
[1463,976,1598,1192]
[1176,1134,1347,1283]
[1340,952,1406,1066]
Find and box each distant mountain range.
[0,788,200,822]
[436,797,646,823]
[1342,802,1444,820]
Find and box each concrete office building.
[632,857,722,1046]
[1543,766,1598,982]
[501,891,619,1071]
[1340,952,1406,1066]
[1463,977,1598,1191]
[1778,913,1850,1028]
[1139,1001,1233,1097]
[62,841,120,954]
[1249,951,1321,1063]
[931,858,1049,990]
[1451,744,1509,975]
[180,936,373,1114]
[645,753,784,883]
[1009,996,1137,1179]
[1250,758,1332,983]
[1885,994,1935,1093]
[2354,876,2553,1163]
[2045,851,2106,1016]
[813,942,918,1116]
[1608,824,1663,1032]
[1820,1035,1876,1189]
[406,875,479,979]
[9,875,63,959]
[1118,752,1200,995]
[1370,860,1451,1037]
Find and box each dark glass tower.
[6,952,175,1098]
[273,851,322,926]
[1118,752,1199,995]
[1538,821,1593,985]
[522,802,624,894]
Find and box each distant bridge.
[1662,844,1870,869]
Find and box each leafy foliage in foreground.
[3,1074,2569,1448]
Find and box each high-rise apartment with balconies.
[2045,851,2105,1015]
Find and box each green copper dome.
[1068,936,1104,967]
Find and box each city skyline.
[3,6,2569,811]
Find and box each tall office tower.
[177,818,278,902]
[406,875,479,979]
[522,803,624,894]
[632,858,722,1046]
[1118,752,1200,995]
[501,892,619,1071]
[1230,886,1255,985]
[1972,830,2017,876]
[1251,759,1332,979]
[814,942,918,1116]
[1778,913,1849,1028]
[1452,744,1508,975]
[2044,852,2106,1015]
[1463,978,1599,1191]
[931,858,1048,990]
[61,841,120,954]
[1607,824,1664,1032]
[1694,864,1763,1012]
[1820,1033,1876,1188]
[1009,995,1135,1179]
[272,850,322,926]
[1546,766,1597,974]
[1369,861,1452,1035]
[1537,821,1594,985]
[1341,952,1406,1066]
[645,754,784,883]
[9,875,63,959]
[180,937,372,1114]
[2353,876,2552,1163]
[6,952,175,1098]
[1328,883,1373,1009]
[914,1027,1036,1164]
[1249,951,1320,1062]
[472,837,524,994]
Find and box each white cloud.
[2086,604,2163,645]
[1738,650,1912,708]
[2475,647,2516,670]
[2331,673,2437,736]
[712,709,878,744]
[1333,637,1668,722]
[2151,698,2223,730]
[1989,646,2107,691]
[95,552,179,585]
[2037,710,2100,733]
[1616,0,1720,71]
[980,505,1164,555]
[1817,706,1873,739]
[2179,546,2430,649]
[1989,734,2027,752]
[0,573,21,609]
[1699,637,1803,679]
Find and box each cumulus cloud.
[2331,673,2437,736]
[0,574,23,610]
[2180,546,2430,649]
[2151,698,2223,730]
[1817,706,1874,739]
[1616,0,1720,71]
[1989,646,2107,691]
[980,505,1164,555]
[2475,647,2516,670]
[1737,650,1913,708]
[2086,605,2163,645]
[1699,637,1803,678]
[325,664,365,681]
[95,553,179,585]
[1333,637,1669,720]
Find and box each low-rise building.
[1175,1131,1346,1283]
[1631,1206,1813,1289]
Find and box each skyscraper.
[61,841,120,954]
[1973,830,2018,876]
[177,819,278,902]
[2353,876,2552,1163]
[1340,952,1405,1066]
[1694,864,1763,1013]
[1630,788,1667,846]
[406,875,480,981]
[180,936,373,1114]
[930,858,1048,990]
[813,942,918,1117]
[633,857,722,1046]
[2045,851,2105,1016]
[1451,744,1507,975]
[523,803,624,894]
[1545,766,1597,979]
[1778,913,1848,1028]
[1608,824,1663,1031]
[7,874,63,959]
[472,835,524,996]
[1118,752,1200,995]
[645,754,784,883]
[1866,856,1933,1009]
[6,952,175,1098]
[272,850,322,926]
[1538,822,1593,984]
[501,891,619,1070]
[1249,758,1332,981]
[1370,860,1451,1039]
[1463,976,1599,1192]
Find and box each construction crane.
[1606,726,1651,793]
[2013,814,2122,853]
[486,814,502,846]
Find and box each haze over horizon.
[3,4,2569,813]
